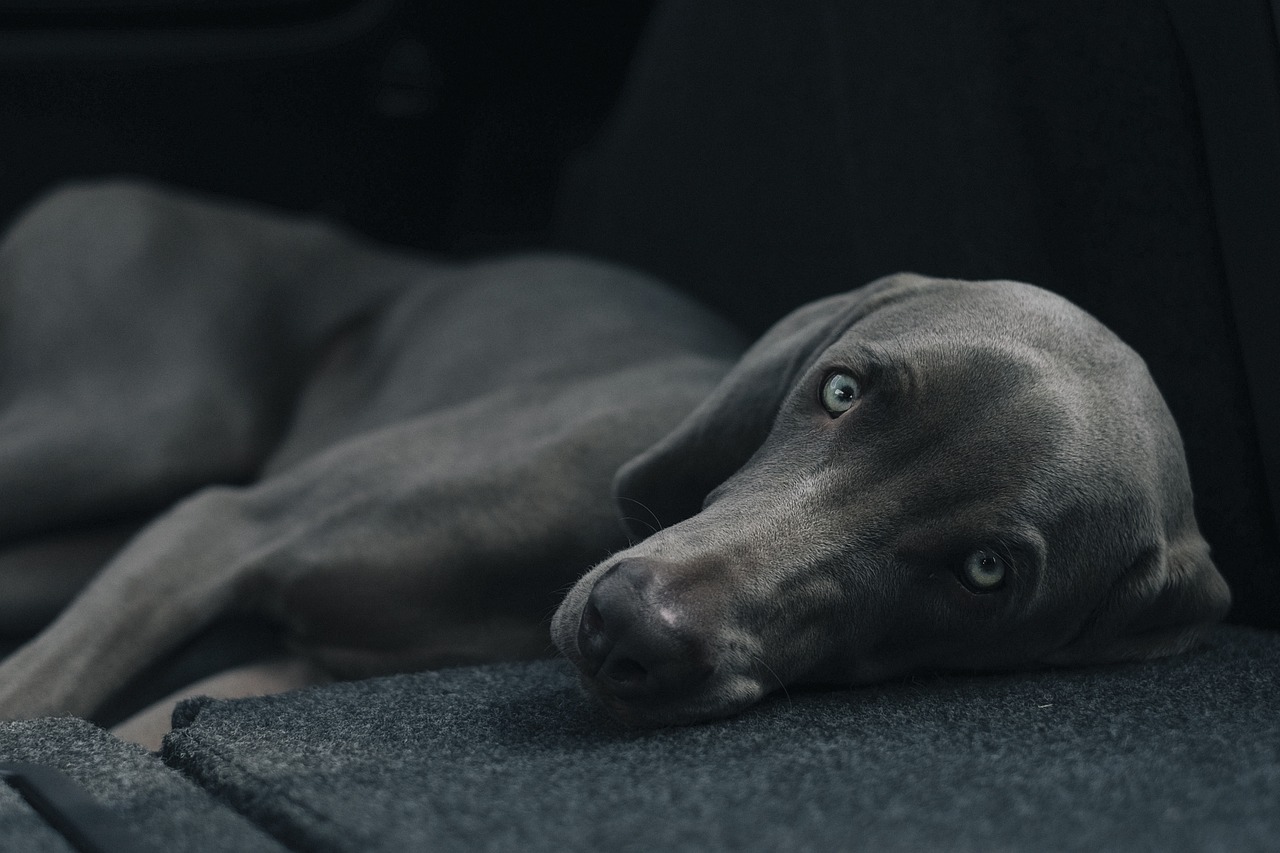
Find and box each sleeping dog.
[0,182,1229,731]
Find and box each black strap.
[0,762,161,853]
[1164,0,1280,543]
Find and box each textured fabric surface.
[0,783,69,853]
[162,625,1279,852]
[0,717,285,852]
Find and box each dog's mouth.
[561,639,771,728]
[579,672,767,728]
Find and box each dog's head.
[552,274,1230,726]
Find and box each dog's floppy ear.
[613,273,930,539]
[1046,529,1231,666]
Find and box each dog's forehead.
[826,279,1154,410]
[808,278,1175,501]
[851,279,1124,359]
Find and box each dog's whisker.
[615,497,663,535]
[750,652,792,710]
[617,515,658,538]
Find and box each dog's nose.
[576,559,714,704]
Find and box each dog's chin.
[556,638,771,728]
[571,670,768,728]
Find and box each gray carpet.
[0,717,284,852]
[160,625,1280,852]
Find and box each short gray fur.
[0,180,1229,731]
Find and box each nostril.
[581,600,604,636]
[602,656,648,688]
[577,562,645,669]
[577,600,612,676]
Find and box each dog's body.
[0,182,1229,728]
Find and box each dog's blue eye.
[821,372,861,416]
[961,549,1006,592]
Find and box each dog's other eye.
[960,549,1007,592]
[820,372,862,416]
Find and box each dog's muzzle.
[577,560,714,699]
[568,558,766,726]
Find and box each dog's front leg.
[0,487,266,721]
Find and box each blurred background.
[2,0,1277,634]
[0,0,652,251]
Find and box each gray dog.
[0,181,1229,731]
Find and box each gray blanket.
[0,625,1274,850]
[0,718,283,852]
[155,624,1279,853]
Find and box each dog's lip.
[561,649,770,728]
[582,678,761,728]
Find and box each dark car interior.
[1,1,1278,850]
[0,0,650,253]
